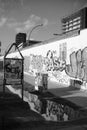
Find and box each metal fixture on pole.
[28,24,43,45]
[53,33,63,36]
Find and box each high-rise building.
[61,7,87,34]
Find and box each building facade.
[61,7,87,34]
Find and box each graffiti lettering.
[65,47,87,82]
[24,56,30,71]
[46,50,66,71]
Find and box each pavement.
[0,72,87,130]
[24,72,87,109]
[49,87,87,109]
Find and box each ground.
[0,72,87,130]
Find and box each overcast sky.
[0,0,87,54]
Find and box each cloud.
[7,19,22,28]
[20,0,24,6]
[15,21,35,33]
[73,0,87,10]
[0,7,5,12]
[30,14,41,22]
[7,14,49,33]
[29,14,48,26]
[0,0,25,11]
[0,17,7,27]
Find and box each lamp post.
[53,33,63,36]
[28,24,43,45]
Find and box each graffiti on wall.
[45,47,66,72]
[27,92,81,121]
[4,59,22,84]
[24,56,30,71]
[45,50,64,71]
[66,47,87,82]
[30,54,43,72]
[59,42,67,62]
[24,43,67,74]
[24,51,66,73]
[23,43,68,84]
[24,54,43,73]
[23,43,87,84]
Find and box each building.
[61,7,87,34]
[15,33,26,46]
[15,33,41,49]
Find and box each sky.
[0,0,87,55]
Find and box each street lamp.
[28,24,43,45]
[53,33,63,36]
